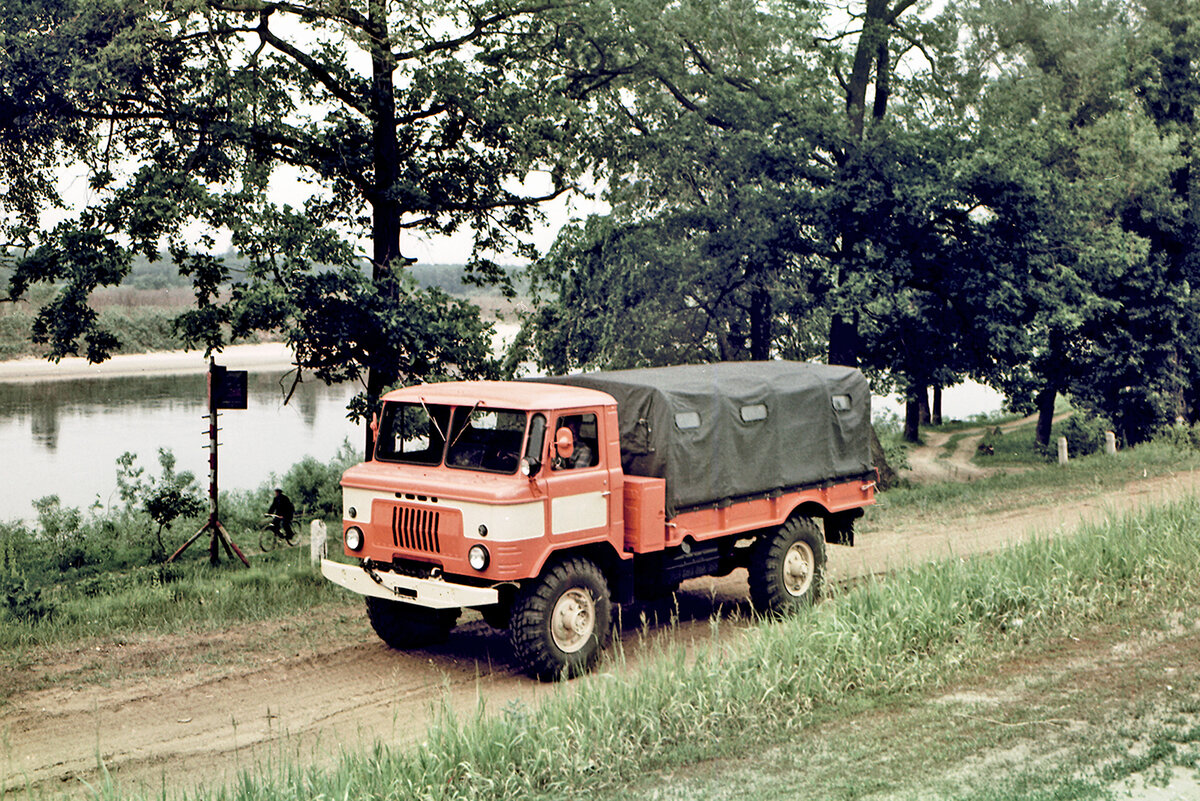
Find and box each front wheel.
[509,557,612,681]
[748,516,826,614]
[365,596,460,649]
[259,527,278,552]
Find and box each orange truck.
[322,361,876,680]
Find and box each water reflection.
[0,371,360,520]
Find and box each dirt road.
[6,461,1200,798]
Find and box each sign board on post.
[210,365,248,410]
[169,361,251,567]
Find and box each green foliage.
[1059,412,1114,457]
[116,449,207,557]
[0,442,354,644]
[2,0,609,432]
[1,573,54,624]
[873,414,912,472]
[1151,421,1200,451]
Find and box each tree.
[958,0,1179,445]
[2,0,599,451]
[513,0,833,374]
[116,449,207,558]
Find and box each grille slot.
[391,506,441,553]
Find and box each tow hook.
[362,563,401,596]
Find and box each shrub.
[1059,412,1112,457]
[1153,421,1200,451]
[1,574,55,623]
[872,413,910,473]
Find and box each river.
[0,365,359,521]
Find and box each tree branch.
[256,11,370,117]
[655,74,732,130]
[392,0,573,61]
[209,0,372,34]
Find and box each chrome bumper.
[321,559,500,609]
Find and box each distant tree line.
[1,0,1197,449]
[72,256,509,297]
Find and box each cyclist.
[266,488,296,544]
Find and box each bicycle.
[259,513,298,552]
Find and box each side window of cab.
[552,413,600,470]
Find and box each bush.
[1059,412,1113,457]
[1153,421,1200,451]
[1,574,55,623]
[872,414,910,473]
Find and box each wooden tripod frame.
[168,360,250,567]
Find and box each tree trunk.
[904,390,921,443]
[749,285,772,361]
[828,313,860,367]
[364,0,402,458]
[932,385,943,426]
[1035,387,1057,447]
[827,0,912,372]
[918,385,931,426]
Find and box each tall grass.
[94,496,1200,801]
[0,547,349,653]
[0,444,358,649]
[868,438,1200,526]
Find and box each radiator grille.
[391,506,441,553]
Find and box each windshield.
[446,407,527,473]
[375,402,528,474]
[375,402,451,465]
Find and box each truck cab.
[331,381,628,591]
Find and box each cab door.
[543,410,610,541]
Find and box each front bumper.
[321,559,500,609]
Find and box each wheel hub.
[782,541,814,597]
[550,587,595,653]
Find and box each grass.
[864,437,1200,531]
[0,534,349,649]
[0,543,360,701]
[922,408,1026,434]
[31,491,1198,801]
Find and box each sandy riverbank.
[0,323,522,384]
[0,342,296,383]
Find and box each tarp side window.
[740,403,768,423]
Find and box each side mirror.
[368,413,381,460]
[554,427,575,460]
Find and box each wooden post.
[310,519,327,567]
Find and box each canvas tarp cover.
[533,362,872,518]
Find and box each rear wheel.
[749,516,826,613]
[365,596,460,649]
[510,557,612,681]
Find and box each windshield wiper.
[449,400,484,449]
[418,397,448,445]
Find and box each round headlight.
[467,544,490,571]
[345,526,364,551]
